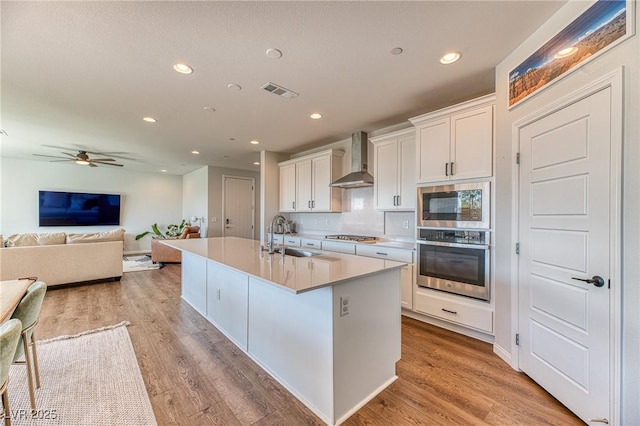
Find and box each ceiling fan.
[33,150,124,167]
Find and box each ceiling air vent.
[261,82,299,100]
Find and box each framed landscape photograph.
[509,0,634,108]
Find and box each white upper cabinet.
[410,94,495,184]
[278,149,344,213]
[370,128,416,211]
[279,163,297,212]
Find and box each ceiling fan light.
[76,160,90,165]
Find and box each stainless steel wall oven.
[417,229,490,301]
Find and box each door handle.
[571,275,605,287]
[445,163,449,176]
[450,162,454,176]
[225,218,229,224]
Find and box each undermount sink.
[276,247,321,258]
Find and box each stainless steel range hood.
[330,131,374,188]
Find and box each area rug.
[7,321,157,426]
[123,254,161,272]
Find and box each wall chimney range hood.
[330,131,374,188]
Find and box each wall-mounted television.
[39,190,121,227]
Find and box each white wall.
[494,2,639,423]
[183,166,209,236]
[207,166,260,238]
[0,158,183,253]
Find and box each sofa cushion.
[66,228,125,244]
[6,232,67,247]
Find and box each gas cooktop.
[324,234,378,243]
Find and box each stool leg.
[30,332,41,389]
[2,389,11,426]
[22,333,36,411]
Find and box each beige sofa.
[0,229,124,286]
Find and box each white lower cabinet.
[206,261,249,350]
[413,287,493,334]
[355,245,414,310]
[181,252,207,316]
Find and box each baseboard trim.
[401,309,495,343]
[493,342,512,367]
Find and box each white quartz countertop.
[161,237,406,294]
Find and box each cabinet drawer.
[321,240,356,254]
[282,236,301,247]
[300,238,322,249]
[355,245,413,263]
[413,290,493,333]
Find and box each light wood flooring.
[36,264,583,425]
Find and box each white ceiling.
[1,1,566,175]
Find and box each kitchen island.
[161,237,404,426]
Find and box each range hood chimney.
[330,131,374,188]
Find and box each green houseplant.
[135,219,190,240]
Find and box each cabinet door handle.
[450,162,454,176]
[445,163,449,176]
[376,252,388,256]
[292,201,295,209]
[308,200,311,208]
[307,242,316,246]
[312,200,315,208]
[397,195,401,206]
[441,308,457,315]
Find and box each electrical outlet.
[340,296,350,317]
[403,220,409,229]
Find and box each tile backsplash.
[290,187,415,242]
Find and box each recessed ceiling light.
[440,51,461,64]
[265,48,283,59]
[554,46,578,59]
[253,162,261,166]
[173,63,194,74]
[191,150,200,155]
[310,113,323,120]
[143,117,157,123]
[161,169,167,173]
[227,83,242,91]
[229,138,236,141]
[250,140,260,145]
[390,47,403,55]
[203,106,216,112]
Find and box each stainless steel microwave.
[417,181,490,229]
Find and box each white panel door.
[223,176,255,239]
[518,87,611,424]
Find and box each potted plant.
[135,219,190,240]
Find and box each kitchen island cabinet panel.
[206,262,249,350]
[181,252,207,316]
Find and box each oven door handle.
[417,240,489,250]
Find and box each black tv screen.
[39,190,121,226]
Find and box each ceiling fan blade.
[33,153,68,159]
[61,152,78,158]
[92,161,124,167]
[91,158,117,162]
[88,163,98,168]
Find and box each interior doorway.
[514,70,622,424]
[222,175,255,239]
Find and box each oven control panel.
[418,229,487,245]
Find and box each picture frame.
[508,0,635,109]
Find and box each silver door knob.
[571,275,605,287]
